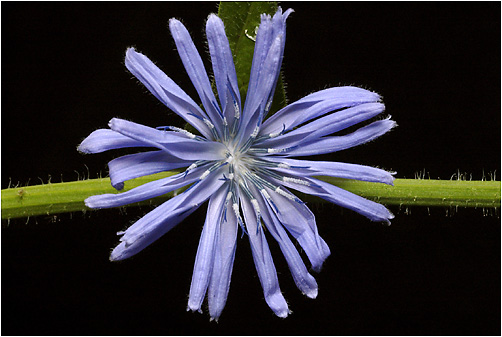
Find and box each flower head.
[78,8,395,320]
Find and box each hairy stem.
[2,173,499,220]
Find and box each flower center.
[225,147,249,173]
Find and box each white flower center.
[225,147,250,177]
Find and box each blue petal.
[282,118,397,157]
[169,19,223,136]
[188,184,229,313]
[109,196,196,261]
[266,157,395,185]
[259,86,381,136]
[238,35,284,146]
[206,14,240,121]
[109,118,227,161]
[281,177,394,223]
[239,9,292,145]
[77,129,148,154]
[85,164,209,209]
[261,8,293,120]
[207,194,238,321]
[110,169,226,261]
[261,186,330,272]
[252,186,318,298]
[258,102,385,149]
[125,48,213,139]
[245,8,291,119]
[245,15,273,110]
[108,150,191,190]
[241,195,289,318]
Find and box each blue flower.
[78,8,395,320]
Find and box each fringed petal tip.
[276,307,292,319]
[206,13,220,25]
[377,169,396,186]
[168,18,185,38]
[369,204,394,224]
[76,129,110,154]
[303,287,318,299]
[125,46,136,57]
[168,17,180,27]
[76,144,88,154]
[282,8,295,19]
[186,305,203,314]
[109,245,123,262]
[108,118,117,129]
[385,210,395,225]
[371,206,394,226]
[387,171,397,186]
[84,195,99,209]
[84,194,116,209]
[384,115,398,129]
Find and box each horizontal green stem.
[1,172,178,220]
[2,173,500,220]
[318,177,500,208]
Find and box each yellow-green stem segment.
[2,173,500,220]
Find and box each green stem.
[2,174,500,220]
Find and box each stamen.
[199,160,228,181]
[274,186,304,204]
[260,188,279,214]
[247,148,267,154]
[243,170,275,192]
[211,100,224,119]
[238,179,255,200]
[269,124,286,138]
[232,202,248,237]
[267,145,297,154]
[282,176,311,186]
[226,82,240,120]
[251,125,260,139]
[222,117,229,143]
[238,120,261,153]
[183,160,212,178]
[223,190,233,221]
[203,118,215,129]
[226,191,233,202]
[283,175,322,189]
[187,163,198,171]
[199,170,210,181]
[254,124,286,143]
[250,198,262,234]
[263,97,273,116]
[247,146,297,155]
[235,176,263,235]
[188,112,219,140]
[242,158,289,171]
[226,81,241,137]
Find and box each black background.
[2,2,500,335]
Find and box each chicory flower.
[78,8,395,320]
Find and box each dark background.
[2,2,500,335]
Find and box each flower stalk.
[2,175,499,220]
